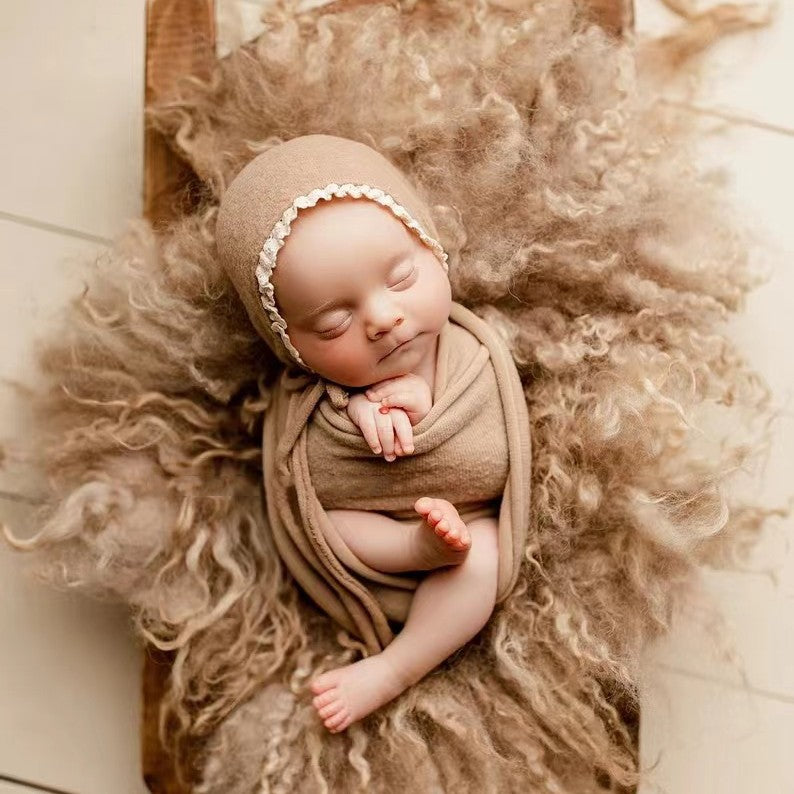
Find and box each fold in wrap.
[263,301,531,654]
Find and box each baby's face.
[271,196,451,388]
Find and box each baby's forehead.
[292,195,409,239]
[279,196,415,266]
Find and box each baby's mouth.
[382,333,418,360]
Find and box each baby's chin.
[319,328,440,389]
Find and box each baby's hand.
[364,374,432,427]
[346,393,414,462]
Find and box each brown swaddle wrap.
[216,134,531,654]
[265,301,531,653]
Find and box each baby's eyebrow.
[301,250,409,321]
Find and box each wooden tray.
[141,1,636,790]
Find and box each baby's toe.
[414,497,432,515]
[325,708,350,731]
[415,497,447,519]
[431,511,447,529]
[310,671,339,695]
[312,690,337,709]
[435,517,450,534]
[453,519,470,542]
[330,713,353,733]
[317,699,345,719]
[443,520,470,549]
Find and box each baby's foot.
[412,497,471,569]
[310,653,409,733]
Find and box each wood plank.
[144,0,216,228]
[142,4,215,791]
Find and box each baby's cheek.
[304,339,371,388]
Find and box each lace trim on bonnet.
[255,182,450,367]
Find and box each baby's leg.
[326,501,471,573]
[310,517,499,733]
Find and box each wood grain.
[144,0,216,229]
[142,3,215,790]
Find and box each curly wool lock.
[2,0,785,791]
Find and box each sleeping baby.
[215,134,530,735]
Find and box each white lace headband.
[255,182,450,367]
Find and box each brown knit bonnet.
[215,134,450,373]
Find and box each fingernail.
[386,455,396,462]
[405,445,414,453]
[374,446,381,453]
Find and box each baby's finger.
[375,411,395,460]
[358,411,382,454]
[390,409,414,455]
[379,391,419,413]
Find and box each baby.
[269,194,500,733]
[215,135,521,737]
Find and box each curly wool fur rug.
[2,1,784,791]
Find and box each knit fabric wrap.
[215,134,449,370]
[264,301,531,653]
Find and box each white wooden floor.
[631,3,794,793]
[0,3,148,793]
[0,2,791,792]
